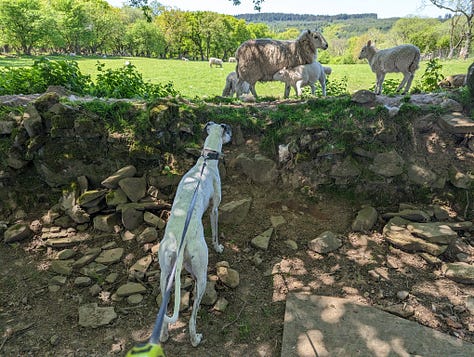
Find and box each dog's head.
[204,122,232,145]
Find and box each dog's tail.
[163,249,185,324]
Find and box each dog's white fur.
[158,122,232,347]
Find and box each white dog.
[158,122,232,347]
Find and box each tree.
[0,0,51,54]
[426,0,473,58]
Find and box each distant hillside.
[235,12,400,38]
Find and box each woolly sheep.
[209,57,223,68]
[358,40,420,95]
[438,74,466,88]
[228,57,237,63]
[273,61,331,98]
[235,30,328,97]
[222,71,250,97]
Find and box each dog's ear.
[221,124,232,143]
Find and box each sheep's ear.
[367,40,372,46]
[307,29,311,34]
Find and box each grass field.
[0,55,471,98]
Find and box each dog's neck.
[201,148,222,160]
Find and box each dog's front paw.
[214,243,224,253]
[191,333,202,347]
[160,328,169,343]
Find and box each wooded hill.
[236,13,415,38]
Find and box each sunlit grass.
[0,54,471,98]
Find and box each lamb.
[358,40,420,95]
[235,30,328,97]
[209,57,223,68]
[273,61,331,98]
[438,74,466,88]
[222,71,250,97]
[228,57,237,63]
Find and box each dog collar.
[201,149,222,160]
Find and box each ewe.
[235,30,328,97]
[273,61,331,98]
[222,72,250,97]
[209,57,223,68]
[358,40,420,95]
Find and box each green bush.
[0,58,178,99]
[89,61,178,99]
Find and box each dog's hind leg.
[210,179,224,253]
[187,246,208,347]
[158,251,175,343]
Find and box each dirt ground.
[1,137,474,357]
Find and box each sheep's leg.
[309,83,315,95]
[375,73,385,95]
[296,80,303,96]
[320,77,326,96]
[250,84,258,97]
[397,72,410,93]
[284,84,291,98]
[401,72,415,94]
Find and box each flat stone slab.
[281,293,474,357]
[438,113,474,134]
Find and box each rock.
[219,198,252,225]
[382,304,415,318]
[251,228,273,250]
[383,219,447,256]
[351,206,378,232]
[406,222,458,244]
[4,223,33,243]
[95,248,124,265]
[443,262,474,284]
[234,153,278,184]
[101,165,137,189]
[22,104,44,137]
[93,214,120,233]
[284,239,298,250]
[407,164,437,186]
[116,282,147,297]
[438,113,474,135]
[57,249,76,260]
[77,190,107,207]
[121,206,143,230]
[214,297,229,312]
[67,205,90,224]
[369,150,404,177]
[449,169,473,189]
[105,188,129,207]
[397,290,409,300]
[74,276,92,287]
[45,233,92,248]
[118,176,147,202]
[270,215,287,228]
[202,281,218,306]
[217,266,240,288]
[308,231,342,254]
[50,259,74,276]
[351,90,376,104]
[466,296,474,314]
[79,262,108,277]
[143,212,166,229]
[127,294,144,305]
[383,209,431,222]
[78,303,117,328]
[138,227,158,244]
[130,255,153,274]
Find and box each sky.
[104,0,449,19]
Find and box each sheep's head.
[358,40,376,60]
[298,30,328,51]
[273,67,290,81]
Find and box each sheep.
[235,30,328,97]
[222,71,250,97]
[228,57,237,63]
[358,40,420,95]
[438,74,466,89]
[273,61,330,98]
[209,57,223,68]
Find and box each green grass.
[0,54,471,98]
